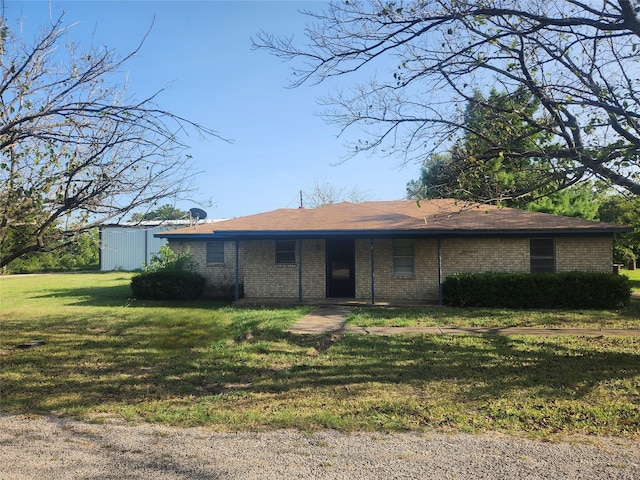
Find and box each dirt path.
[1,414,639,480]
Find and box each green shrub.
[131,245,205,300]
[442,272,631,309]
[131,270,206,300]
[144,244,197,273]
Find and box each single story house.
[156,199,633,304]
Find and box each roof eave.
[156,227,632,240]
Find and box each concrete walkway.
[287,306,640,336]
[345,325,640,336]
[286,306,354,334]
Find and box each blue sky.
[6,0,419,219]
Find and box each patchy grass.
[346,300,640,329]
[1,273,639,439]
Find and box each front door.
[326,239,355,298]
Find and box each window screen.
[392,239,415,276]
[206,241,225,264]
[530,238,554,273]
[276,240,296,265]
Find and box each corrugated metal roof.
[156,199,633,239]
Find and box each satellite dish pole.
[189,207,208,226]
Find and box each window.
[206,241,225,264]
[276,240,296,265]
[392,239,415,276]
[530,238,554,273]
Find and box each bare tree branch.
[254,0,640,201]
[0,13,225,267]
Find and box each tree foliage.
[408,153,606,219]
[407,88,609,218]
[406,88,607,218]
[453,89,550,206]
[525,184,605,220]
[407,88,554,206]
[598,195,640,265]
[255,0,640,201]
[130,204,189,222]
[3,229,98,273]
[0,13,221,268]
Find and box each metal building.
[99,221,189,271]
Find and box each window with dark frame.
[392,239,415,276]
[275,239,296,265]
[530,238,555,273]
[206,241,225,264]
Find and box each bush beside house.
[442,272,631,309]
[130,245,206,300]
[130,270,206,300]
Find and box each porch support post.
[437,237,443,306]
[234,239,240,302]
[298,238,303,303]
[370,238,375,304]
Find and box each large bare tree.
[0,14,221,268]
[255,0,640,202]
[303,179,369,207]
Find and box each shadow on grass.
[30,282,134,306]
[31,283,234,309]
[31,284,310,316]
[1,315,235,413]
[619,297,640,318]
[3,323,640,427]
[248,334,640,397]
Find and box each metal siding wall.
[100,225,177,271]
[146,226,172,264]
[100,228,144,271]
[101,227,168,271]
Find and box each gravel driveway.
[1,415,639,479]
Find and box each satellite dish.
[189,207,208,220]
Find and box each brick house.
[156,199,632,304]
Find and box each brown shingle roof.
[158,199,631,238]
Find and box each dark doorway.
[326,239,355,298]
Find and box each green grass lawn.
[625,268,640,292]
[1,272,639,439]
[345,301,640,329]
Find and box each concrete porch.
[232,297,440,308]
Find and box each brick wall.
[300,239,327,298]
[440,236,612,275]
[355,239,440,302]
[168,240,242,295]
[355,237,544,303]
[441,237,530,277]
[242,239,326,299]
[556,237,612,272]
